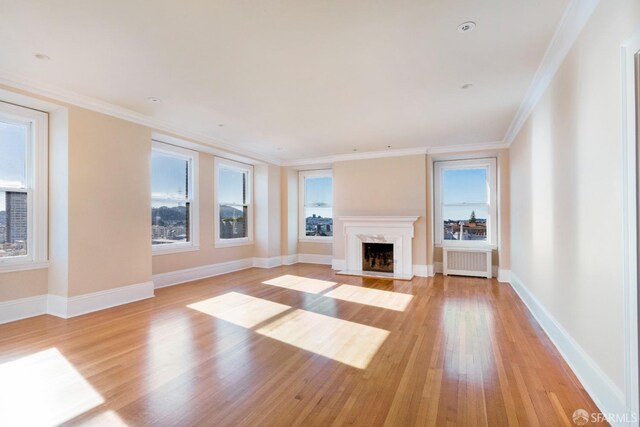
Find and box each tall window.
[434,158,497,246]
[151,141,198,253]
[299,170,333,241]
[215,157,252,246]
[0,102,47,269]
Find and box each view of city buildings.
[219,205,247,239]
[443,211,487,241]
[305,214,332,237]
[0,191,28,257]
[151,205,189,245]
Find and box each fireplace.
[337,216,419,280]
[362,243,394,273]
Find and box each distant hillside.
[220,205,244,219]
[152,205,187,222]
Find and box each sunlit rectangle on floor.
[324,284,414,312]
[188,292,291,328]
[262,274,337,294]
[0,348,104,426]
[256,309,389,369]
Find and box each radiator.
[443,248,492,278]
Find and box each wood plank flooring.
[0,264,605,426]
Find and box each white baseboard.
[332,259,346,270]
[153,258,254,289]
[510,272,627,422]
[253,256,283,269]
[497,269,511,283]
[298,253,332,265]
[282,254,298,265]
[47,281,155,319]
[413,264,430,277]
[0,294,47,324]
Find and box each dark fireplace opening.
[362,243,394,273]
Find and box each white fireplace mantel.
[338,216,419,280]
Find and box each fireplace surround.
[337,216,419,280]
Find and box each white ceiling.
[0,0,569,162]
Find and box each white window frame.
[151,140,199,255]
[433,158,497,248]
[214,157,253,247]
[0,102,48,272]
[299,169,333,243]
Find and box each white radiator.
[443,248,492,278]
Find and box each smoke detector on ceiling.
[457,21,476,33]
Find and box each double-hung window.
[215,157,252,246]
[151,141,199,253]
[434,158,497,247]
[0,102,48,270]
[299,170,333,241]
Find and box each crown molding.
[0,69,283,166]
[282,146,429,166]
[426,141,509,155]
[283,141,510,166]
[502,0,600,146]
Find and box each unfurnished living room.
[0,1,639,426]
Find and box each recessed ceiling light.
[34,53,50,61]
[147,97,161,103]
[353,148,358,152]
[457,21,476,33]
[387,145,392,149]
[461,83,473,89]
[218,124,224,127]
[276,147,283,151]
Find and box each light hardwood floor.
[0,264,605,426]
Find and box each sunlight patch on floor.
[188,292,291,328]
[324,284,414,311]
[0,348,104,426]
[80,410,129,426]
[256,309,389,369]
[262,274,337,294]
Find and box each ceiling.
[0,0,570,162]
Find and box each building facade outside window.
[0,101,48,270]
[151,141,199,254]
[299,169,333,242]
[215,157,252,246]
[434,158,497,247]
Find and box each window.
[434,158,497,247]
[0,102,48,270]
[151,141,199,253]
[215,157,252,246]
[299,170,333,241]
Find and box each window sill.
[298,238,333,244]
[215,239,254,248]
[152,245,200,256]
[0,260,49,274]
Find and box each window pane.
[443,205,488,241]
[152,200,190,245]
[0,191,28,257]
[218,167,246,205]
[151,151,188,200]
[219,204,247,239]
[304,177,332,207]
[442,168,487,204]
[304,207,333,237]
[0,121,27,188]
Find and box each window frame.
[433,158,497,248]
[0,101,48,272]
[214,157,253,247]
[151,140,199,255]
[298,169,334,243]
